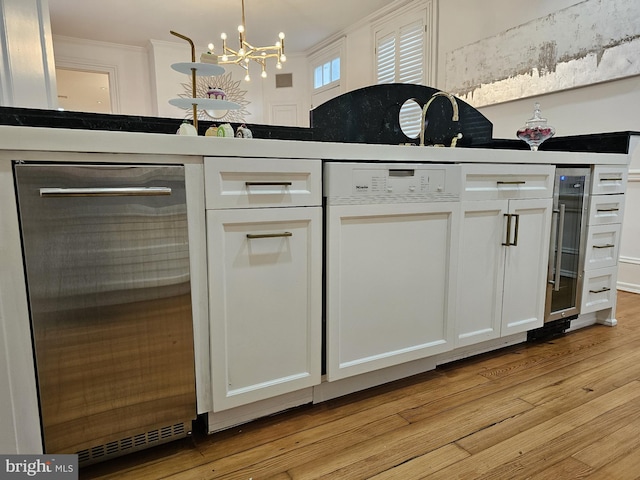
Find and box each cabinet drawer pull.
[245,181,292,187]
[496,181,526,185]
[589,287,611,294]
[246,232,293,239]
[593,244,615,249]
[596,208,620,212]
[599,177,623,182]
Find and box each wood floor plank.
[366,444,470,480]
[421,380,640,479]
[401,330,640,426]
[571,414,640,469]
[525,457,593,479]
[585,444,640,480]
[80,292,640,480]
[456,347,640,454]
[464,394,640,480]
[283,398,533,480]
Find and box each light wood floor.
[82,291,640,480]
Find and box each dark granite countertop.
[1,106,637,155]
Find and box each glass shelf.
[168,97,240,110]
[171,62,225,76]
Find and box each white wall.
[146,39,310,126]
[0,0,57,109]
[53,35,152,116]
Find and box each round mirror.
[399,99,422,140]
[205,109,230,120]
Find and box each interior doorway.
[55,68,112,114]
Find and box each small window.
[373,1,436,87]
[314,57,340,89]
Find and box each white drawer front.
[205,157,322,209]
[588,194,625,226]
[460,164,554,201]
[591,165,628,195]
[584,223,621,271]
[581,266,618,314]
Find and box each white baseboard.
[617,257,640,294]
[617,282,640,294]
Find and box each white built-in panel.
[591,165,628,195]
[204,157,321,209]
[456,200,506,347]
[326,201,459,381]
[581,266,618,314]
[584,223,622,271]
[588,194,625,226]
[501,197,553,335]
[208,207,322,411]
[460,164,555,201]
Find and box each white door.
[502,197,553,335]
[207,207,322,411]
[326,202,459,381]
[456,200,507,347]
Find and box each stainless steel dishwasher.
[13,163,197,465]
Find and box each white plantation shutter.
[376,33,396,84]
[375,12,427,138]
[376,20,424,85]
[398,21,424,84]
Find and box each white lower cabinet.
[456,164,555,347]
[325,202,459,381]
[207,206,322,411]
[457,198,553,346]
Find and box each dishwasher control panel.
[324,162,461,204]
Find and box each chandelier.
[206,0,287,82]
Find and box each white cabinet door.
[326,202,459,381]
[207,207,322,411]
[457,200,507,347]
[457,197,552,345]
[502,198,553,335]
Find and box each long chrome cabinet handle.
[593,244,615,249]
[246,232,293,239]
[40,187,172,197]
[497,181,526,185]
[554,204,566,292]
[245,181,292,186]
[589,287,611,294]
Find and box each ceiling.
[48,0,393,53]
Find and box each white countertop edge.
[0,125,630,165]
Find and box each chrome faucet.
[419,91,462,147]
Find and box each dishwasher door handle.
[40,187,172,197]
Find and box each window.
[314,57,340,89]
[376,20,424,85]
[309,38,346,108]
[373,2,436,138]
